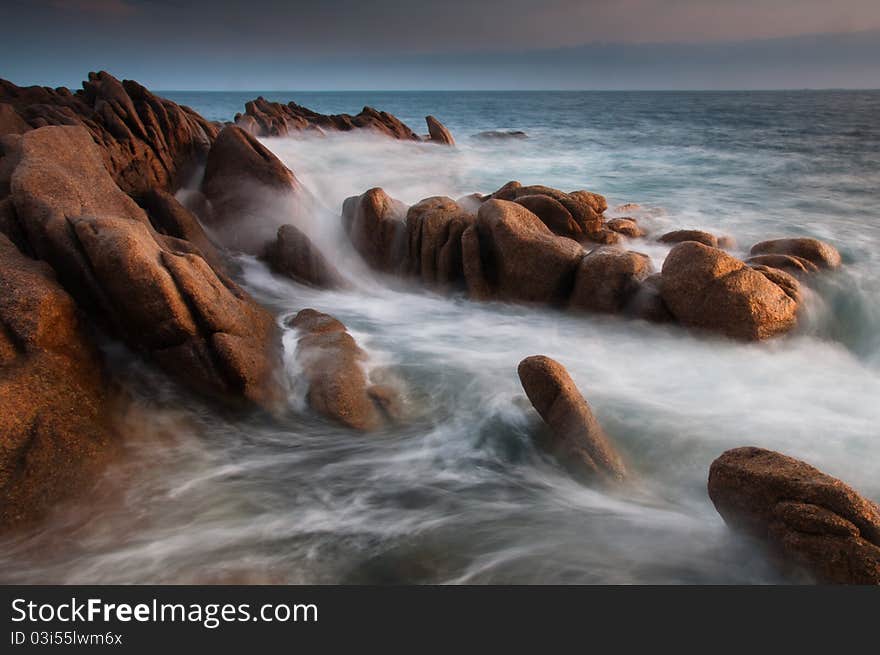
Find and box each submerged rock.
[750,237,841,270]
[425,115,455,145]
[264,224,346,288]
[291,309,399,431]
[661,241,799,340]
[0,234,116,531]
[518,355,627,484]
[708,447,880,584]
[472,130,528,140]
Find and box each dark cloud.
[1,1,879,88]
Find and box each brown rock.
[7,125,280,408]
[748,265,802,303]
[341,188,408,273]
[264,224,345,288]
[0,235,116,530]
[627,273,673,323]
[658,229,719,248]
[0,72,217,195]
[517,355,627,484]
[708,447,880,584]
[460,224,491,301]
[485,180,522,201]
[568,190,608,215]
[745,253,819,277]
[201,125,303,254]
[0,103,31,136]
[605,217,644,238]
[485,181,604,235]
[425,115,455,145]
[570,248,654,314]
[405,197,474,286]
[514,194,581,237]
[292,309,398,431]
[750,238,841,270]
[240,96,422,141]
[660,241,799,340]
[475,199,584,304]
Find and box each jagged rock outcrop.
[518,355,627,484]
[425,115,455,145]
[264,224,345,288]
[569,248,654,314]
[201,125,305,254]
[341,187,408,273]
[4,125,280,409]
[658,229,719,248]
[0,234,117,530]
[750,238,841,270]
[236,96,422,140]
[661,241,799,340]
[0,71,217,195]
[708,447,880,584]
[291,309,399,430]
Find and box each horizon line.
[156,87,880,93]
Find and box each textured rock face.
[5,126,280,409]
[605,217,644,238]
[569,248,654,314]
[750,238,842,270]
[518,355,627,484]
[485,182,606,236]
[201,125,303,254]
[291,309,398,431]
[473,199,584,304]
[0,235,116,530]
[514,194,582,238]
[708,447,880,584]
[264,224,345,288]
[745,253,819,277]
[658,229,719,248]
[0,72,217,195]
[236,96,422,140]
[425,115,455,145]
[404,196,474,287]
[661,241,799,340]
[341,188,408,273]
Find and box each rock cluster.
[708,447,880,584]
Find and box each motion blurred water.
[1,91,878,583]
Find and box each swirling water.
[1,91,878,583]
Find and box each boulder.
[658,229,718,248]
[7,125,281,409]
[405,197,474,287]
[750,238,841,270]
[264,224,346,288]
[485,181,604,235]
[0,103,31,137]
[569,248,654,314]
[0,234,116,530]
[514,194,581,237]
[749,265,802,304]
[517,355,627,484]
[291,309,399,430]
[568,190,608,215]
[745,253,819,277]
[201,125,303,254]
[425,115,455,145]
[605,217,644,238]
[0,72,217,195]
[341,187,408,273]
[239,96,422,141]
[660,241,799,340]
[474,199,584,304]
[708,447,880,584]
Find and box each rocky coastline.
[1,72,876,584]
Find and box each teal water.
[0,91,878,584]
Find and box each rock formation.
[708,447,880,584]
[518,355,627,484]
[658,229,719,248]
[341,187,408,273]
[425,115,455,145]
[750,238,841,270]
[264,224,345,288]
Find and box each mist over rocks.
[264,224,346,289]
[708,447,880,584]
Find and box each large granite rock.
[750,238,842,270]
[264,224,345,288]
[5,125,280,409]
[0,72,217,195]
[661,241,799,340]
[518,355,627,484]
[425,115,455,145]
[708,447,880,584]
[569,248,654,314]
[341,187,408,273]
[0,234,116,530]
[405,196,474,287]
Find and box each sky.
[1,0,879,89]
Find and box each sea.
[1,90,878,583]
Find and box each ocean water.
[1,91,878,584]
